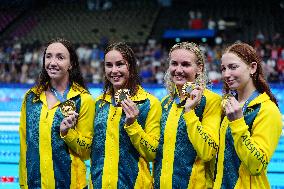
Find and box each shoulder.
[203,89,222,101]
[203,89,222,109]
[140,87,161,106]
[80,92,95,104]
[161,95,171,103]
[72,82,90,95]
[260,98,281,116]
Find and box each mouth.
[47,68,59,73]
[111,75,122,82]
[173,75,186,81]
[226,80,235,85]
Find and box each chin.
[48,74,58,79]
[112,83,124,90]
[174,80,186,86]
[227,85,238,90]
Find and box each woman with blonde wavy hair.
[154,42,222,188]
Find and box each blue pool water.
[0,84,283,188]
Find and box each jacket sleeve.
[62,94,95,160]
[229,101,282,175]
[124,97,162,162]
[183,93,221,161]
[19,93,28,188]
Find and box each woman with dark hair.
[19,38,95,189]
[87,42,162,188]
[213,42,282,188]
[61,43,161,189]
[154,42,222,188]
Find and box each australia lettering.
[76,138,91,149]
[140,138,157,152]
[197,125,218,151]
[241,134,268,169]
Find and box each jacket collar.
[31,82,88,101]
[248,92,270,107]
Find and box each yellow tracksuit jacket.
[213,93,282,189]
[19,82,95,189]
[154,89,222,189]
[90,86,162,188]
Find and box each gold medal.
[195,74,207,88]
[181,82,196,97]
[60,100,76,117]
[114,89,130,106]
[221,94,234,109]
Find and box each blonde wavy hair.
[164,42,208,98]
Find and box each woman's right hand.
[60,111,79,136]
[184,85,204,113]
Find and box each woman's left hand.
[225,97,243,122]
[121,98,139,126]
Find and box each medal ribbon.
[241,90,259,113]
[50,84,71,103]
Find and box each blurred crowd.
[0,36,284,84]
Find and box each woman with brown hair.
[19,38,95,189]
[213,42,282,189]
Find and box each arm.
[230,102,282,175]
[62,94,95,160]
[184,93,221,161]
[123,97,162,162]
[19,96,27,188]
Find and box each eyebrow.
[105,60,126,63]
[171,60,192,64]
[45,52,66,56]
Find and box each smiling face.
[221,52,256,91]
[44,42,71,82]
[169,48,201,89]
[104,50,130,91]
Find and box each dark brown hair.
[223,42,278,106]
[102,42,140,98]
[35,38,87,94]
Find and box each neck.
[50,79,69,93]
[237,83,257,104]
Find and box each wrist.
[184,107,192,113]
[60,129,68,136]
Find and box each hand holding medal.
[114,89,130,106]
[221,92,243,121]
[60,100,76,117]
[59,100,78,136]
[221,94,234,110]
[115,89,139,126]
[182,82,196,99]
[182,77,205,112]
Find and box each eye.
[105,62,112,68]
[45,54,51,59]
[117,62,125,67]
[181,62,190,67]
[221,66,226,72]
[58,56,64,60]
[229,64,239,70]
[170,61,178,66]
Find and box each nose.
[222,69,231,79]
[48,57,57,65]
[175,64,183,73]
[111,65,119,73]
